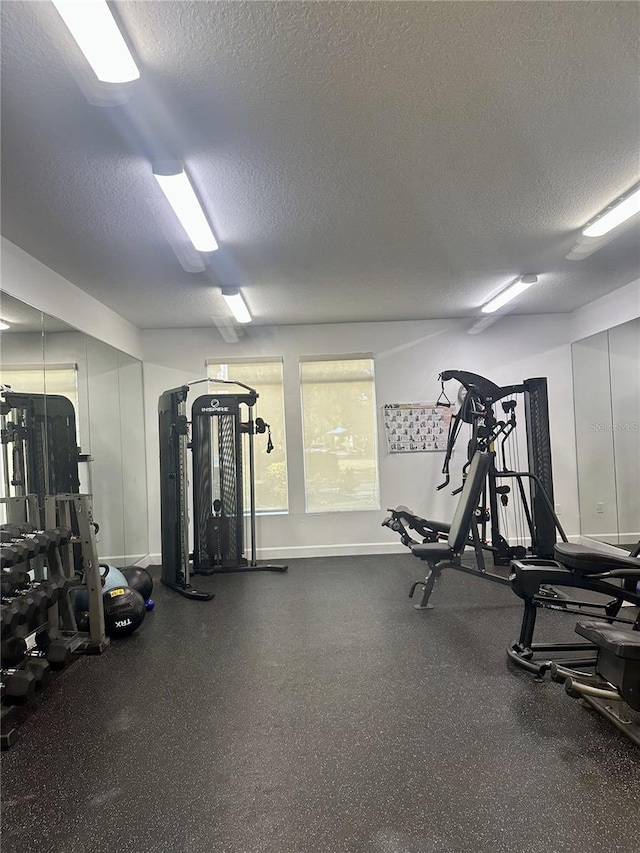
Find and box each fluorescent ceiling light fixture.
[481,275,538,314]
[222,288,252,324]
[582,185,640,237]
[0,321,10,331]
[153,169,219,253]
[51,0,140,84]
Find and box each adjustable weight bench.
[382,506,495,571]
[406,451,506,609]
[508,542,640,676]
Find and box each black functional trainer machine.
[1,390,84,527]
[158,380,288,600]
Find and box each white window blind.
[0,363,78,410]
[206,359,288,513]
[299,355,380,513]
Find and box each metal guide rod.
[247,414,257,566]
[178,397,190,587]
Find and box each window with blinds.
[299,355,380,513]
[206,359,288,513]
[0,363,78,410]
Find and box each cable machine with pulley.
[158,379,288,601]
[435,370,561,564]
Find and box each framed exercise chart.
[383,402,452,453]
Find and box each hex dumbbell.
[33,630,72,670]
[0,592,38,627]
[1,636,27,667]
[1,569,32,594]
[0,604,21,638]
[1,665,36,704]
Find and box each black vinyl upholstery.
[575,621,640,660]
[554,542,640,576]
[410,452,491,560]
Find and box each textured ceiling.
[1,1,639,332]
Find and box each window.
[300,355,380,512]
[206,359,288,513]
[0,363,78,410]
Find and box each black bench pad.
[410,542,454,561]
[576,621,640,660]
[554,542,640,575]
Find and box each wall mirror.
[572,317,639,549]
[0,293,149,567]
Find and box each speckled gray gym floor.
[1,554,639,853]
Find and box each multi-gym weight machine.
[384,370,564,567]
[158,379,288,600]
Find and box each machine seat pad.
[575,621,640,660]
[410,542,454,561]
[554,542,640,575]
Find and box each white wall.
[572,319,640,543]
[570,277,640,342]
[142,313,579,561]
[1,238,143,360]
[572,331,619,539]
[610,319,640,540]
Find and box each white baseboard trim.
[133,554,154,569]
[145,533,584,566]
[146,542,408,565]
[98,554,151,568]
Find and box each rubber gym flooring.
[1,554,639,853]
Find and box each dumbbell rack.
[1,493,109,749]
[45,493,108,653]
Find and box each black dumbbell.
[0,604,21,638]
[24,657,51,691]
[1,592,37,627]
[48,527,72,546]
[27,588,52,627]
[1,543,30,570]
[1,636,27,668]
[0,523,34,537]
[15,533,46,554]
[34,631,72,670]
[1,665,36,704]
[1,569,31,593]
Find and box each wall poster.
[383,402,452,452]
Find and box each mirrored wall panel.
[0,293,148,566]
[572,317,640,548]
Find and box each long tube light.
[153,169,219,253]
[582,185,640,237]
[222,288,252,324]
[51,0,140,84]
[481,275,538,314]
[0,321,10,331]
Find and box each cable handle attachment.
[436,379,452,408]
